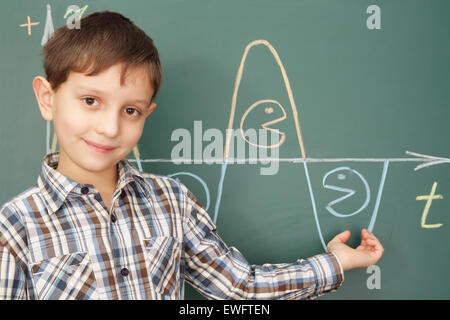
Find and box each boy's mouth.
[83,139,117,154]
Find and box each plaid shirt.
[0,152,343,300]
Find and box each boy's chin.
[75,153,121,171]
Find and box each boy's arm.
[0,204,28,300]
[179,185,343,300]
[0,246,27,299]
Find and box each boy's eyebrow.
[74,86,104,94]
[74,86,151,106]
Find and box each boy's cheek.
[54,112,90,139]
[124,129,143,149]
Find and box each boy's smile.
[33,62,157,194]
[83,138,117,154]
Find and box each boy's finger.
[366,239,378,248]
[361,229,373,239]
[369,233,382,247]
[334,230,351,243]
[363,230,380,244]
[369,237,384,254]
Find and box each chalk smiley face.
[239,99,287,149]
[322,167,371,218]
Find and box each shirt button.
[111,214,117,223]
[120,268,129,277]
[81,186,89,194]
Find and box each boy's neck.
[56,150,118,195]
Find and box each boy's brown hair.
[42,11,162,100]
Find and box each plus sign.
[19,16,40,35]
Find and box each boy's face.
[38,63,156,178]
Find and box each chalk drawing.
[224,40,306,160]
[122,40,448,246]
[239,99,286,149]
[416,182,444,229]
[41,4,54,46]
[19,16,39,36]
[168,172,211,211]
[322,167,371,218]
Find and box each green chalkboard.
[1,0,449,299]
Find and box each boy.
[0,11,383,300]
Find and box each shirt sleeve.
[180,185,344,300]
[0,204,28,300]
[0,246,27,300]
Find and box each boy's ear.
[32,76,54,121]
[145,102,157,118]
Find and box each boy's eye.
[81,98,140,117]
[83,97,99,106]
[125,107,141,117]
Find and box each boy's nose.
[95,109,120,138]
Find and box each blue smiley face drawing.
[322,167,371,218]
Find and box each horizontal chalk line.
[127,157,444,164]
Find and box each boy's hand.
[326,229,384,272]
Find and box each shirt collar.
[37,152,146,215]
